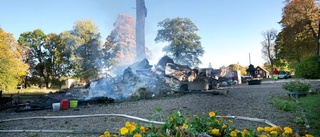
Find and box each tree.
[228,64,247,75]
[295,56,320,79]
[276,0,319,66]
[101,35,119,71]
[0,28,29,91]
[261,29,277,72]
[109,14,136,65]
[155,17,204,67]
[44,33,63,77]
[44,33,68,88]
[18,29,53,88]
[55,31,74,77]
[71,20,102,81]
[59,30,81,76]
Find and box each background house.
[254,66,270,78]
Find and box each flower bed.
[282,80,311,92]
[99,111,314,137]
[283,80,311,98]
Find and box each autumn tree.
[228,64,247,75]
[276,0,319,65]
[109,14,136,66]
[0,28,29,91]
[261,29,277,72]
[155,17,204,67]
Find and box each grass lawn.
[2,88,59,96]
[271,93,320,136]
[298,93,320,136]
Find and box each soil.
[0,79,319,137]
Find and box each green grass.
[271,94,320,136]
[270,96,297,111]
[3,88,58,95]
[298,94,320,136]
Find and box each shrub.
[271,97,296,111]
[295,56,320,79]
[282,80,311,92]
[50,78,65,89]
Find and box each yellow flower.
[264,126,271,133]
[104,131,111,137]
[211,128,220,135]
[182,124,188,129]
[133,133,142,137]
[131,122,136,126]
[284,127,292,134]
[257,127,264,132]
[228,120,233,123]
[270,131,277,135]
[169,117,174,122]
[230,131,237,137]
[99,135,105,137]
[305,134,314,137]
[140,126,146,133]
[259,135,267,137]
[242,129,249,134]
[222,124,227,129]
[209,111,216,117]
[125,121,131,128]
[120,127,128,135]
[128,124,136,132]
[272,126,281,132]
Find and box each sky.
[0,0,285,68]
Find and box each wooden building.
[254,66,270,78]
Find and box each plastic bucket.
[60,99,69,110]
[52,103,60,111]
[69,100,78,108]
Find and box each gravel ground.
[0,79,319,137]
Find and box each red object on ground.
[60,99,69,110]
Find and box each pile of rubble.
[0,56,239,112]
[85,56,236,101]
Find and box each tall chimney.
[136,0,147,61]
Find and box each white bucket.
[52,103,60,111]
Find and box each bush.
[271,97,296,111]
[295,56,320,79]
[50,78,65,89]
[282,80,311,92]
